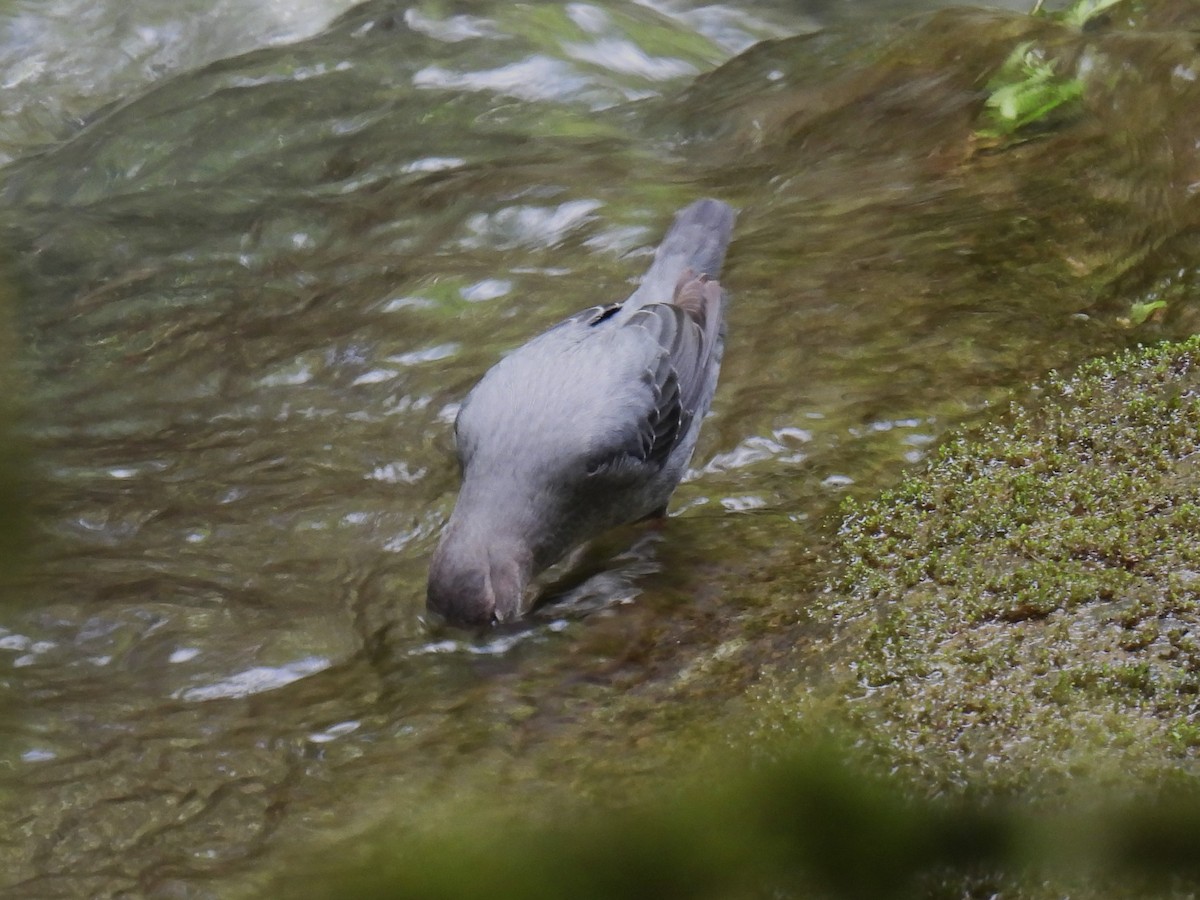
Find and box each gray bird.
[427,198,737,627]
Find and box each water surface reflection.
[1,0,1189,896]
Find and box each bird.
[427,198,737,627]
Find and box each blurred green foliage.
[272,741,1200,900]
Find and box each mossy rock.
[831,335,1200,790]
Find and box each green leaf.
[1056,0,1128,28]
[1129,299,1167,325]
[977,42,1084,138]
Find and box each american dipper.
[427,198,736,626]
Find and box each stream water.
[0,0,1190,897]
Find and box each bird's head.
[426,522,532,628]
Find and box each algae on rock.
[831,336,1200,789]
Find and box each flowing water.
[0,0,1192,896]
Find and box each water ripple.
[402,8,497,43]
[463,200,602,250]
[175,655,331,702]
[563,38,698,80]
[694,427,812,477]
[413,56,591,103]
[460,278,513,302]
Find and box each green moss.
[830,335,1200,789]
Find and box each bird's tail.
[626,198,736,308]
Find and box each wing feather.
[587,272,724,477]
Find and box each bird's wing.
[642,269,724,414]
[586,275,723,477]
[582,328,684,474]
